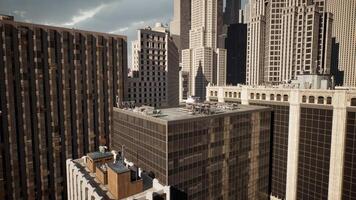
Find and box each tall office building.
[327,0,356,86]
[112,103,272,199]
[224,0,242,24]
[246,0,266,85]
[246,0,333,85]
[182,0,227,100]
[170,0,192,60]
[126,23,179,108]
[225,23,247,85]
[207,85,356,200]
[0,16,127,199]
[223,0,247,86]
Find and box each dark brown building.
[112,104,272,199]
[207,86,356,200]
[0,16,127,199]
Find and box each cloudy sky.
[0,0,246,67]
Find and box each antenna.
[121,145,125,162]
[136,151,139,179]
[116,96,120,108]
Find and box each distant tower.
[327,0,356,86]
[170,0,191,61]
[126,24,180,108]
[224,0,242,24]
[181,0,227,100]
[246,0,333,85]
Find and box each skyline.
[0,0,247,68]
[1,0,356,199]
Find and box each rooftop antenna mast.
[121,145,125,162]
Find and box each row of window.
[302,96,332,105]
[131,82,165,87]
[141,33,165,42]
[210,91,356,106]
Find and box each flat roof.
[107,162,130,174]
[115,104,271,123]
[0,17,127,39]
[87,152,113,161]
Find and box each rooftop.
[87,151,113,161]
[115,103,271,122]
[107,162,130,174]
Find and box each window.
[277,94,282,101]
[318,96,325,104]
[283,95,288,102]
[326,97,332,105]
[250,93,255,99]
[270,94,275,100]
[309,96,315,103]
[351,98,356,106]
[302,95,307,103]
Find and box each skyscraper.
[280,0,332,83]
[112,103,272,199]
[225,23,247,85]
[224,0,242,24]
[327,0,356,86]
[126,23,179,108]
[0,16,127,199]
[207,85,356,200]
[170,0,192,60]
[246,0,333,85]
[182,0,227,100]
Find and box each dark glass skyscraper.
[0,16,127,199]
[225,23,247,85]
[224,0,242,24]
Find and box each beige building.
[246,0,332,85]
[131,40,140,72]
[327,0,356,86]
[66,149,178,200]
[246,0,266,85]
[207,85,356,200]
[126,23,179,108]
[181,0,227,100]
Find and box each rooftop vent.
[99,146,107,153]
[133,106,164,117]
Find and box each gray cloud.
[0,0,174,67]
[0,0,247,67]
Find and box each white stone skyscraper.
[182,0,226,100]
[246,0,333,85]
[246,0,265,85]
[280,0,332,83]
[327,0,356,86]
